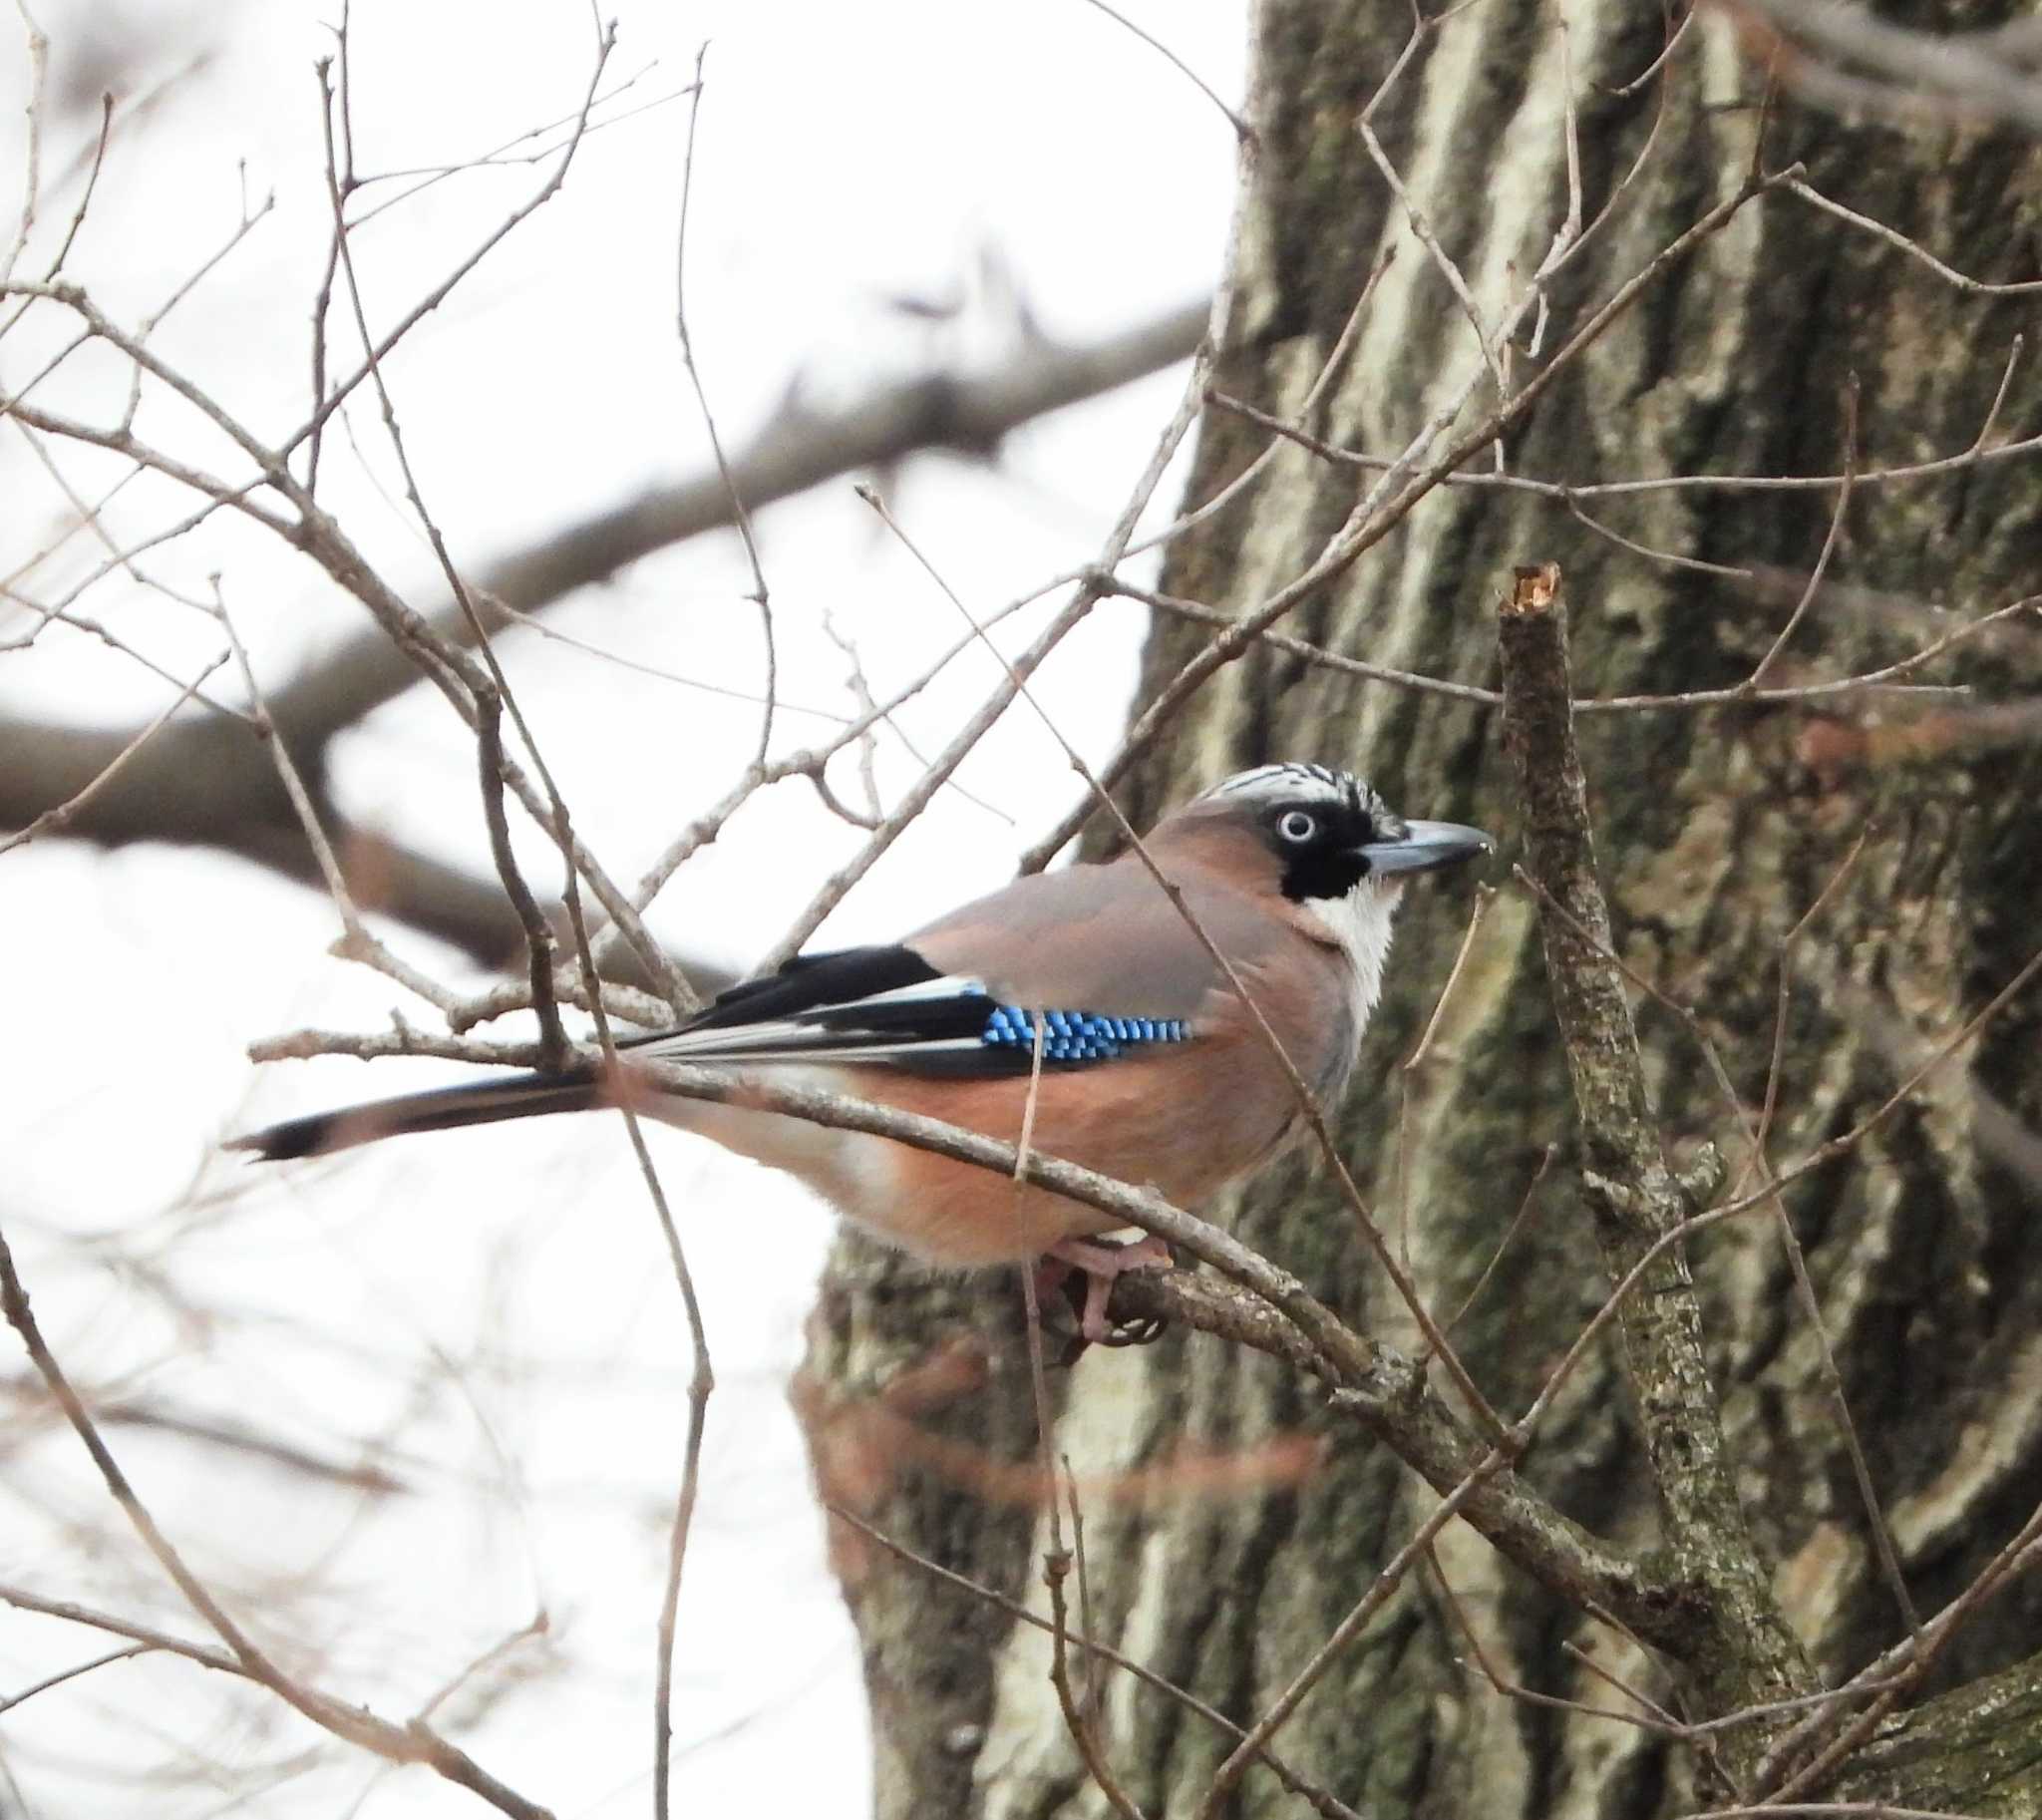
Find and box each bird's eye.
[1277,810,1317,844]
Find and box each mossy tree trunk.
[802,2,2042,1813]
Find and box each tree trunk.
[801,1,2042,1813]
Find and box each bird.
[230,763,1492,1340]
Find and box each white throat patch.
[1295,876,1404,1025]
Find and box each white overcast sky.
[1,1,1247,1814]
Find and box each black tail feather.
[228,1071,600,1161]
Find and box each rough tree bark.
[801,2,2042,1815]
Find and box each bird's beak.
[1356,820,1494,877]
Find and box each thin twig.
[1784,176,2042,295]
[1747,379,1858,690]
[1423,1548,1661,1732]
[1437,1145,1553,1340]
[674,46,776,770]
[1075,0,1251,140]
[0,0,49,291]
[0,652,227,855]
[0,1642,152,1716]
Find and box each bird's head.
[1158,761,1493,987]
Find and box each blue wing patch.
[979,1004,1190,1062]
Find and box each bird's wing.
[627,941,1193,1077]
[629,859,1274,1077]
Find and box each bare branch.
[0,1226,553,1819]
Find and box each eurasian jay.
[231,763,1491,1336]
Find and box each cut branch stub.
[1496,562,1818,1747]
[1497,563,1678,1222]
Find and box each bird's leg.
[1038,1234,1173,1346]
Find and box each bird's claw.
[1035,1234,1174,1356]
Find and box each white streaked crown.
[1198,762,1381,817]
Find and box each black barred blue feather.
[979,1006,1190,1062]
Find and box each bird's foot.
[1037,1234,1173,1351]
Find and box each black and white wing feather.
[627,944,1187,1074]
